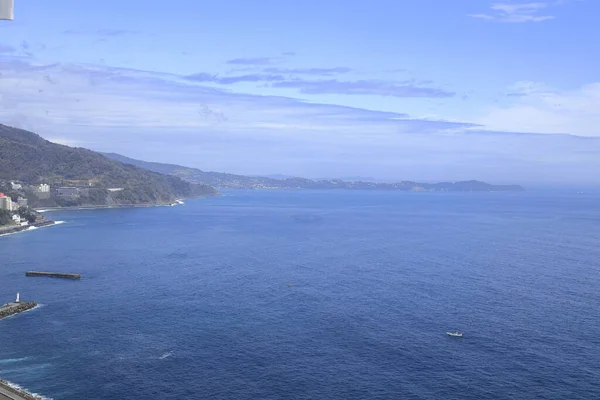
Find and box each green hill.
[0,124,218,207]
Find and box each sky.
[0,0,599,185]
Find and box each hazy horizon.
[1,0,599,185]
[100,149,600,189]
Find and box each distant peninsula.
[104,153,525,193]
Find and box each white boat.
[446,331,463,337]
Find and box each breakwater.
[0,301,37,320]
[26,271,81,279]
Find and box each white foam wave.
[159,352,172,360]
[0,357,30,364]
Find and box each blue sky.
[1,0,599,184]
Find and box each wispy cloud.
[186,72,285,84]
[1,59,446,131]
[186,71,453,98]
[226,57,278,66]
[0,44,15,53]
[272,79,455,98]
[469,2,556,23]
[63,29,136,36]
[262,67,352,76]
[1,58,599,184]
[97,29,136,37]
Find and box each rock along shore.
[0,378,46,400]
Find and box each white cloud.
[469,2,555,23]
[0,60,471,141]
[471,81,600,137]
[1,59,600,184]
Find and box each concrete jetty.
[26,271,81,279]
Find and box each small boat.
[446,331,463,337]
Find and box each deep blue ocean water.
[1,190,599,399]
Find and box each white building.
[10,181,22,190]
[56,187,80,200]
[11,213,28,226]
[0,194,12,211]
[37,184,50,193]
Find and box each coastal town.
[0,180,61,235]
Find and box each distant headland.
[104,153,525,193]
[0,124,218,213]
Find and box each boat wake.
[159,352,173,360]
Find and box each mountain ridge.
[102,152,525,192]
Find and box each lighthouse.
[15,292,20,303]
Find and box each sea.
[0,190,599,399]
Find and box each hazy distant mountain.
[312,176,383,183]
[258,175,382,182]
[256,174,297,180]
[103,153,525,192]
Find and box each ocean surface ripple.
[1,190,599,399]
